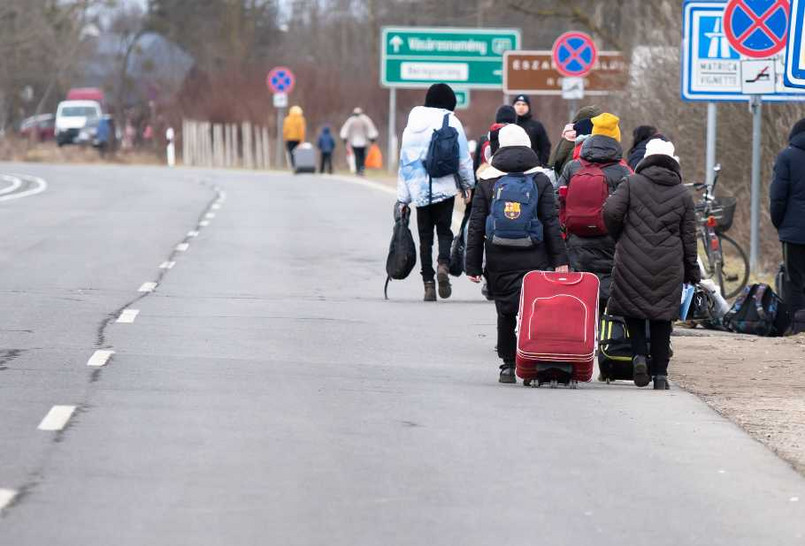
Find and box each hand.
[555,265,569,273]
[467,275,482,284]
[463,189,473,205]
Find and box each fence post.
[243,122,253,169]
[213,124,224,168]
[262,127,270,170]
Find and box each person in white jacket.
[397,83,474,302]
[339,108,378,175]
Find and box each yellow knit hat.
[591,113,621,142]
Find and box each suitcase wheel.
[549,379,558,389]
[570,380,578,389]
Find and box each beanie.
[591,113,621,142]
[790,118,805,140]
[512,94,531,107]
[498,124,532,149]
[644,138,679,163]
[424,83,457,111]
[573,104,602,123]
[495,105,517,124]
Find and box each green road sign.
[454,89,470,109]
[381,27,521,89]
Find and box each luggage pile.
[515,271,600,388]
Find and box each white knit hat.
[497,124,531,149]
[644,138,679,163]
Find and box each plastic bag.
[365,144,383,169]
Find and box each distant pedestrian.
[604,139,700,390]
[317,126,336,174]
[474,105,518,177]
[465,124,569,383]
[511,94,552,166]
[340,108,378,176]
[548,105,602,178]
[558,113,632,313]
[770,118,805,318]
[397,83,475,302]
[283,106,306,168]
[627,125,661,171]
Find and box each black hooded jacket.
[516,112,552,167]
[466,146,568,313]
[770,129,805,245]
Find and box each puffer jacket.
[283,106,306,142]
[557,135,632,301]
[466,146,568,314]
[604,154,700,321]
[397,106,474,208]
[339,113,379,148]
[770,131,805,245]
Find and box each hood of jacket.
[573,105,602,123]
[635,154,682,186]
[321,127,331,134]
[580,134,623,163]
[405,106,451,134]
[790,131,805,151]
[481,146,540,179]
[289,106,303,116]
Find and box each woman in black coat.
[466,125,569,384]
[603,139,700,390]
[626,125,658,171]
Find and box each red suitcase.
[515,271,600,387]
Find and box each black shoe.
[499,365,516,384]
[653,375,670,390]
[423,281,436,302]
[633,355,651,388]
[436,263,452,299]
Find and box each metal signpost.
[380,27,521,172]
[267,66,296,168]
[785,0,805,87]
[552,32,598,121]
[682,0,805,273]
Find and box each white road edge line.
[0,489,17,512]
[175,243,190,252]
[0,175,23,196]
[0,174,48,202]
[138,282,158,292]
[159,261,176,269]
[117,309,140,324]
[87,349,115,367]
[37,405,77,431]
[187,230,199,237]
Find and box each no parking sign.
[552,32,598,78]
[723,0,790,59]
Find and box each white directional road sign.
[682,0,805,101]
[785,0,805,88]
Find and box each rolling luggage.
[515,271,600,387]
[292,143,316,174]
[597,314,636,383]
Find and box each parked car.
[19,114,55,141]
[55,100,103,146]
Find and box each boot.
[423,281,437,302]
[633,355,651,388]
[436,263,452,299]
[499,363,516,384]
[653,375,670,390]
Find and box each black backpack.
[423,113,460,203]
[448,207,471,277]
[384,205,417,299]
[723,283,790,336]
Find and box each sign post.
[267,66,296,169]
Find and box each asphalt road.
[0,163,803,545]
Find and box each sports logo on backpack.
[563,159,612,237]
[485,174,543,248]
[424,114,460,203]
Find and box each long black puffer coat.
[603,154,701,321]
[466,146,569,314]
[557,135,632,301]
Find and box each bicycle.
[688,164,749,299]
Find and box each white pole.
[388,88,396,173]
[263,127,271,169]
[255,127,264,169]
[166,127,176,167]
[706,102,717,186]
[749,95,762,273]
[276,109,284,168]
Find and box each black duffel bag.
[384,203,417,300]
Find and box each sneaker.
[499,365,516,384]
[633,355,651,388]
[423,281,437,302]
[436,263,452,299]
[653,375,670,390]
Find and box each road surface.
[0,163,803,545]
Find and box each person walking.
[627,125,661,171]
[317,126,336,174]
[283,105,306,168]
[340,108,379,176]
[770,118,805,318]
[604,139,700,390]
[465,124,569,383]
[474,105,518,177]
[548,105,602,178]
[511,94,552,167]
[397,83,475,302]
[557,113,632,313]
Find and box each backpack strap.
[442,113,450,129]
[384,276,390,300]
[753,284,771,322]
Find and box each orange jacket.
[283,106,306,142]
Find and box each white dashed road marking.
[159,261,176,269]
[187,230,199,237]
[175,243,189,252]
[199,221,210,227]
[138,282,158,292]
[87,350,115,367]
[37,405,77,431]
[212,203,221,210]
[117,309,140,324]
[0,489,17,512]
[205,213,216,219]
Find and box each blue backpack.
[424,113,460,203]
[485,174,543,247]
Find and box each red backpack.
[563,159,618,237]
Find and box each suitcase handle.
[538,271,585,285]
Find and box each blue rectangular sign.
[682,0,805,102]
[785,0,805,88]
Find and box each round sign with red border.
[267,66,295,94]
[552,32,598,78]
[723,0,790,59]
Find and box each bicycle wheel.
[716,233,749,299]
